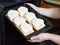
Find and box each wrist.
[44,33,51,40]
[46,33,55,41]
[39,33,51,40]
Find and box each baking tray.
[4,4,53,39]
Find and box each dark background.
[0,3,3,45]
[1,0,41,45]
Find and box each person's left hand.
[28,33,49,43]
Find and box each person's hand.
[28,33,49,43]
[26,3,60,19]
[26,3,49,17]
[26,3,43,14]
[26,3,40,11]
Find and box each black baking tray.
[4,4,53,39]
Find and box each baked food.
[19,22,34,36]
[24,12,37,23]
[31,18,45,31]
[7,10,19,21]
[13,16,26,27]
[18,6,28,17]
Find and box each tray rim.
[4,4,53,39]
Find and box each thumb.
[30,36,39,40]
[26,3,39,11]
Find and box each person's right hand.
[26,3,60,19]
[26,3,49,17]
[26,3,46,14]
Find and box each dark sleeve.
[4,0,31,3]
[3,0,41,6]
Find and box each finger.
[27,40,32,42]
[27,36,39,42]
[27,39,36,42]
[26,3,37,8]
[30,36,39,40]
[26,3,39,11]
[29,39,40,42]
